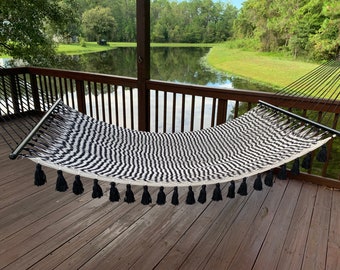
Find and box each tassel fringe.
[34,164,47,186]
[92,179,103,198]
[109,182,120,202]
[237,178,247,196]
[253,174,263,191]
[264,170,273,187]
[124,184,135,203]
[278,164,287,180]
[227,181,235,198]
[212,183,222,201]
[56,170,68,192]
[156,186,166,205]
[186,186,195,204]
[72,175,84,195]
[171,187,179,205]
[302,152,312,169]
[291,159,300,176]
[141,185,152,205]
[197,185,207,204]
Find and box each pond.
[57,47,276,92]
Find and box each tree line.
[1,0,339,66]
[234,0,340,60]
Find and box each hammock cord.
[275,59,340,129]
[0,61,339,187]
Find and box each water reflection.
[56,47,276,92]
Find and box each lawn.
[206,45,319,89]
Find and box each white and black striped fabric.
[26,101,331,186]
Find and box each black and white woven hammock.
[13,99,332,187]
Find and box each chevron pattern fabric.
[26,101,330,187]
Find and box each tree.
[82,6,117,42]
[0,0,78,66]
[310,0,340,59]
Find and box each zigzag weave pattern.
[25,101,330,186]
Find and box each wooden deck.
[1,136,340,269]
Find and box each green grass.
[206,44,319,89]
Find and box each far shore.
[2,41,320,89]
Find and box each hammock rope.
[9,99,332,187]
[0,61,339,204]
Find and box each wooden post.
[216,99,227,125]
[137,0,150,131]
[10,75,20,114]
[76,80,86,114]
[29,73,41,112]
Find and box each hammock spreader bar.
[259,100,340,137]
[9,98,62,160]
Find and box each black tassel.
[197,185,207,204]
[316,145,327,162]
[253,174,263,191]
[56,170,68,192]
[72,175,84,195]
[212,183,223,201]
[92,179,103,198]
[156,186,166,205]
[291,159,300,176]
[141,185,152,205]
[34,164,46,186]
[109,182,120,202]
[186,186,195,205]
[227,181,235,198]
[278,164,287,180]
[171,187,179,205]
[237,178,247,196]
[302,152,312,170]
[124,184,135,203]
[264,170,273,187]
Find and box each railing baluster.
[211,98,217,127]
[129,87,134,130]
[190,95,195,131]
[181,94,186,132]
[155,90,159,132]
[172,93,176,133]
[107,83,112,124]
[114,85,119,126]
[163,91,167,133]
[76,80,86,114]
[200,96,205,130]
[122,86,127,128]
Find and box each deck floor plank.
[276,182,318,270]
[252,180,303,270]
[302,186,332,270]
[79,186,207,270]
[201,179,271,270]
[227,178,289,270]
[326,188,340,270]
[138,184,231,270]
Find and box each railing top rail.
[2,67,340,114]
[147,80,340,114]
[1,67,138,88]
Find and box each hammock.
[1,61,339,196]
[8,99,334,186]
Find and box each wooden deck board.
[0,120,339,270]
[252,180,303,270]
[276,182,318,270]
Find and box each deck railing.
[1,67,339,185]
